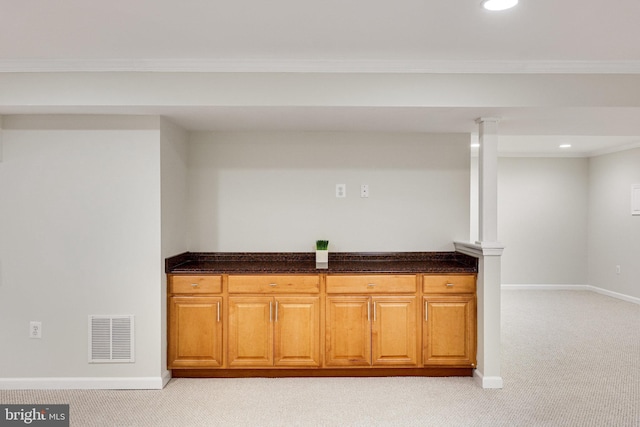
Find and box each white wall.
[160,118,189,379]
[498,157,589,285]
[0,110,634,390]
[0,122,471,387]
[588,148,640,299]
[0,115,163,384]
[187,131,471,252]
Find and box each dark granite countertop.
[166,252,478,274]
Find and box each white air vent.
[89,315,135,363]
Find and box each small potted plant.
[316,240,329,269]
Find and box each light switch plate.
[632,184,640,215]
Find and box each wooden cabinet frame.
[422,274,477,367]
[168,275,224,369]
[228,295,321,367]
[167,272,476,377]
[371,296,418,366]
[325,295,418,367]
[423,296,476,366]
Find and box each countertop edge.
[166,251,478,275]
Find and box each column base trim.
[473,369,504,389]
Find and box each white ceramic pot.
[316,250,328,269]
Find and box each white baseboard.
[0,377,166,390]
[502,284,589,291]
[473,370,503,389]
[586,285,640,305]
[502,284,640,305]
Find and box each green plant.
[315,240,329,250]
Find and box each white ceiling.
[3,0,640,64]
[2,0,640,156]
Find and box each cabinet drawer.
[326,275,416,294]
[423,275,476,294]
[228,275,320,294]
[169,275,222,294]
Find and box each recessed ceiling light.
[559,144,572,149]
[482,0,519,11]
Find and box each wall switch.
[360,184,369,198]
[336,184,346,198]
[616,265,621,274]
[30,321,42,339]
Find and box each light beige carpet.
[2,290,639,426]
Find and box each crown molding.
[2,59,640,74]
[498,151,590,158]
[588,140,640,157]
[496,140,640,158]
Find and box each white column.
[454,117,504,389]
[476,117,500,243]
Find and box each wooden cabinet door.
[325,296,371,366]
[274,297,320,367]
[169,296,223,368]
[423,296,476,366]
[371,296,418,366]
[228,297,273,367]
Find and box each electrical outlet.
[360,184,369,198]
[616,265,621,275]
[30,321,42,339]
[336,184,346,198]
